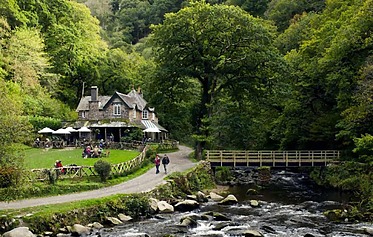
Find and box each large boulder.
[148,198,159,213]
[175,200,200,212]
[106,217,123,225]
[118,213,133,222]
[2,227,35,237]
[157,201,174,213]
[219,194,238,205]
[249,200,259,207]
[209,192,224,201]
[197,191,208,202]
[71,224,91,236]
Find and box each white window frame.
[113,104,121,115]
[82,111,86,118]
[142,110,148,119]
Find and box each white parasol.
[52,128,71,135]
[65,126,78,132]
[77,126,91,132]
[38,127,55,134]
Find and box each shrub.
[215,167,232,183]
[94,160,111,182]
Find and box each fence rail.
[29,146,149,181]
[206,150,340,167]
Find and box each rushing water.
[97,170,372,237]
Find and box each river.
[96,170,372,237]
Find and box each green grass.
[23,147,140,169]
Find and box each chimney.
[137,86,143,97]
[91,86,98,101]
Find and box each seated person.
[54,160,65,174]
[93,145,99,158]
[82,146,91,158]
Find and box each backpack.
[162,156,169,164]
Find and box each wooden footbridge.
[206,150,340,167]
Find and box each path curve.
[0,145,194,210]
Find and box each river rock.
[118,213,133,222]
[304,234,316,237]
[197,191,208,202]
[212,212,231,221]
[149,198,159,213]
[106,217,123,225]
[186,194,197,200]
[179,216,198,228]
[71,224,91,236]
[242,229,264,237]
[246,189,258,195]
[210,192,224,201]
[324,209,344,221]
[157,200,174,213]
[175,200,200,212]
[3,227,35,237]
[212,222,231,230]
[87,222,104,229]
[219,194,238,205]
[249,200,259,207]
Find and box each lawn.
[23,147,141,169]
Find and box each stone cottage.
[75,86,167,142]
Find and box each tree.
[44,1,108,107]
[264,0,325,32]
[151,1,284,158]
[0,79,31,188]
[275,0,373,150]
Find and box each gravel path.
[0,145,194,210]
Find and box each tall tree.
[44,1,108,107]
[151,1,284,158]
[275,0,373,150]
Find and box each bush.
[94,160,111,182]
[215,167,232,183]
[0,166,23,188]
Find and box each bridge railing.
[206,150,340,167]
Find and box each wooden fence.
[206,150,340,167]
[29,146,149,181]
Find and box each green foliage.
[122,194,151,220]
[29,116,62,132]
[264,0,325,32]
[214,167,233,183]
[311,161,373,221]
[94,160,112,182]
[352,134,373,162]
[151,1,284,156]
[121,128,143,142]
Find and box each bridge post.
[220,151,223,167]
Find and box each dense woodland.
[0,0,372,210]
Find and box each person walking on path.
[162,154,170,174]
[154,154,161,174]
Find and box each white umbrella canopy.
[38,127,55,134]
[143,127,161,133]
[77,126,91,132]
[65,126,78,132]
[52,128,71,135]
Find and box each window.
[142,110,148,119]
[113,104,121,115]
[133,104,136,119]
[82,111,86,118]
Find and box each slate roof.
[76,96,111,111]
[75,89,148,112]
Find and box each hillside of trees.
[0,0,372,158]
